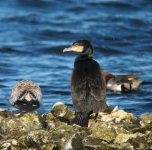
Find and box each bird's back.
[71,56,107,114]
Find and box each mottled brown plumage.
[10,80,42,111]
[63,40,107,127]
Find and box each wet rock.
[0,139,20,150]
[0,142,11,150]
[42,112,56,130]
[72,134,84,150]
[51,102,75,123]
[19,111,45,129]
[89,121,116,143]
[140,113,152,124]
[114,135,149,150]
[64,133,84,150]
[51,124,89,149]
[147,131,152,148]
[0,103,151,149]
[83,136,107,149]
[98,109,136,125]
[119,143,134,150]
[24,129,60,149]
[0,117,29,139]
[114,133,144,143]
[0,111,44,140]
[100,114,115,122]
[111,109,136,120]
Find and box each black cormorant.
[63,40,107,127]
[10,80,42,111]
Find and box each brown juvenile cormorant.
[103,70,143,92]
[10,80,42,111]
[63,40,107,127]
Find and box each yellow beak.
[63,45,84,53]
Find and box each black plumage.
[63,40,107,127]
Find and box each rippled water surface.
[0,0,152,116]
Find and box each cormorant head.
[63,40,93,57]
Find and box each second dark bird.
[63,40,107,127]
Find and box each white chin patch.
[107,83,122,92]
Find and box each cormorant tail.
[93,99,108,113]
[73,112,89,127]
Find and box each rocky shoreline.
[0,102,152,150]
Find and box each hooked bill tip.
[63,47,71,53]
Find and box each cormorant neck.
[81,47,93,58]
[75,54,92,62]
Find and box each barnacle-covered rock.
[114,133,144,143]
[0,111,44,141]
[64,133,84,150]
[24,129,60,149]
[140,113,152,124]
[89,121,116,143]
[111,109,136,120]
[0,103,151,149]
[51,102,75,123]
[83,136,107,149]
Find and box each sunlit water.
[0,0,152,116]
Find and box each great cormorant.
[63,40,107,127]
[10,80,42,111]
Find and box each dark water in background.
[0,0,152,116]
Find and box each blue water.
[0,0,152,116]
